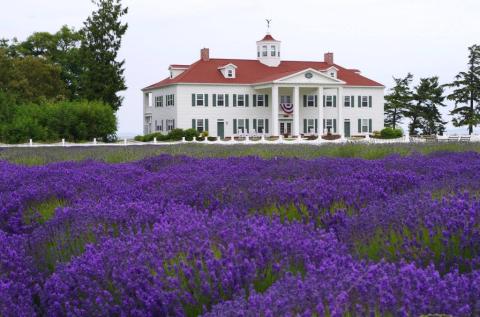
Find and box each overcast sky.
[1,0,479,135]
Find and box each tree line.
[0,0,127,143]
[385,45,480,135]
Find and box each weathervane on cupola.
[257,19,281,67]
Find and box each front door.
[217,121,225,139]
[280,121,292,136]
[344,120,351,138]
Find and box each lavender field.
[1,151,480,316]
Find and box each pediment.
[275,68,345,84]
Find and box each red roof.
[259,34,278,41]
[143,58,384,90]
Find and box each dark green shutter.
[213,94,217,107]
[369,119,372,132]
[246,119,249,133]
[245,94,249,107]
[204,94,208,107]
[303,95,307,107]
[225,94,229,107]
[358,96,361,108]
[323,95,326,107]
[333,96,337,107]
[233,94,237,107]
[323,119,325,132]
[253,94,256,107]
[333,119,337,133]
[265,94,269,107]
[233,119,237,134]
[192,94,195,107]
[315,95,318,107]
[192,119,196,129]
[265,119,269,133]
[303,119,307,133]
[246,95,249,107]
[315,119,318,133]
[173,95,175,106]
[369,96,372,108]
[351,96,355,107]
[205,119,209,132]
[358,119,361,133]
[253,119,257,131]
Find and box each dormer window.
[218,63,237,79]
[330,72,335,77]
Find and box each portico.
[253,68,345,137]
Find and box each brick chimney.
[201,48,210,61]
[324,52,334,65]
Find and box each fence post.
[62,138,65,147]
[246,135,250,143]
[153,137,157,144]
[182,137,186,143]
[124,138,127,145]
[29,139,33,147]
[279,135,283,143]
[261,135,265,142]
[193,137,197,142]
[93,138,97,145]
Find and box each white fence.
[1,134,479,148]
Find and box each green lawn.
[1,142,479,165]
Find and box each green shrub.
[207,136,217,142]
[184,128,199,141]
[167,129,184,141]
[380,127,403,139]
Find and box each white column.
[318,86,324,135]
[293,86,300,136]
[272,85,279,136]
[338,86,344,137]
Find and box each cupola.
[256,33,281,67]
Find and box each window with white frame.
[271,45,276,57]
[155,120,163,131]
[155,96,163,107]
[166,94,175,106]
[362,119,369,132]
[166,119,175,131]
[257,119,265,133]
[307,95,315,107]
[307,119,315,133]
[362,96,368,107]
[326,119,333,132]
[257,94,265,107]
[196,119,204,133]
[257,46,260,58]
[217,94,225,106]
[326,96,333,107]
[237,119,245,133]
[195,94,204,106]
[237,94,245,107]
[344,96,351,107]
[262,45,267,57]
[281,95,291,103]
[227,69,234,78]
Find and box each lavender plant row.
[1,152,480,316]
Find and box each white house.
[142,33,384,138]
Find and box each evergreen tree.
[384,73,413,129]
[415,77,447,135]
[445,44,480,135]
[79,0,128,111]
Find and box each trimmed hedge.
[380,127,403,139]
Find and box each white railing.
[0,134,478,148]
